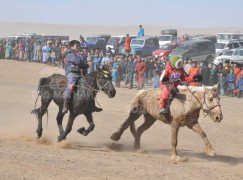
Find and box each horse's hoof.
[57,136,65,142]
[36,133,41,139]
[208,150,216,156]
[111,132,120,141]
[171,155,181,161]
[77,128,88,136]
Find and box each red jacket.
[160,62,193,86]
[124,36,131,51]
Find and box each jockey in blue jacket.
[62,40,89,113]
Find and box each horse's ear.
[202,85,207,92]
[212,84,218,90]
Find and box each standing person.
[125,56,136,89]
[45,41,53,65]
[18,41,24,61]
[226,69,236,97]
[35,41,42,62]
[116,63,122,88]
[233,63,241,82]
[93,54,101,71]
[237,74,243,98]
[5,40,10,59]
[137,25,144,37]
[184,58,192,75]
[188,61,200,86]
[222,60,231,76]
[113,38,120,56]
[135,55,146,90]
[218,72,226,96]
[62,40,89,113]
[200,62,210,86]
[42,42,48,63]
[124,34,131,53]
[0,40,3,59]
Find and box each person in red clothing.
[135,55,146,90]
[188,61,200,86]
[124,34,131,53]
[159,55,201,114]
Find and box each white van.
[106,35,136,53]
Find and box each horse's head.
[202,84,223,123]
[96,65,116,98]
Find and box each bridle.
[187,86,221,116]
[81,71,112,93]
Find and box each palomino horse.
[111,85,223,160]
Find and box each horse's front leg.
[77,113,95,136]
[171,123,180,161]
[189,122,216,156]
[57,112,77,142]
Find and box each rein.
[186,86,221,116]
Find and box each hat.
[169,55,183,69]
[47,40,52,44]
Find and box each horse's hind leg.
[36,97,52,138]
[56,107,65,136]
[188,122,216,156]
[134,114,156,150]
[111,106,143,141]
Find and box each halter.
[186,86,221,116]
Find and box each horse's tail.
[129,90,146,137]
[31,77,48,114]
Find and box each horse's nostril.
[216,116,219,121]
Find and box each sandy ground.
[1,22,243,39]
[0,60,243,180]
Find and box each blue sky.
[0,0,242,27]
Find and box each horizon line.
[1,21,243,29]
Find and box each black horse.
[31,66,116,141]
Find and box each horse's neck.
[188,90,204,111]
[85,71,97,86]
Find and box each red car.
[152,43,178,59]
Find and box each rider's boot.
[159,105,168,114]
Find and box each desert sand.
[0,60,243,179]
[1,22,243,39]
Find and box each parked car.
[190,35,217,44]
[215,40,243,56]
[106,35,136,54]
[213,49,236,65]
[152,43,178,59]
[118,36,137,54]
[170,39,215,63]
[84,34,110,51]
[227,49,243,65]
[159,29,178,47]
[130,37,160,57]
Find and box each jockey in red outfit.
[159,55,198,114]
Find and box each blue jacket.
[237,78,243,90]
[226,73,236,83]
[137,27,144,37]
[63,49,89,76]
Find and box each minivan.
[170,40,215,63]
[130,37,160,57]
[84,34,111,51]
